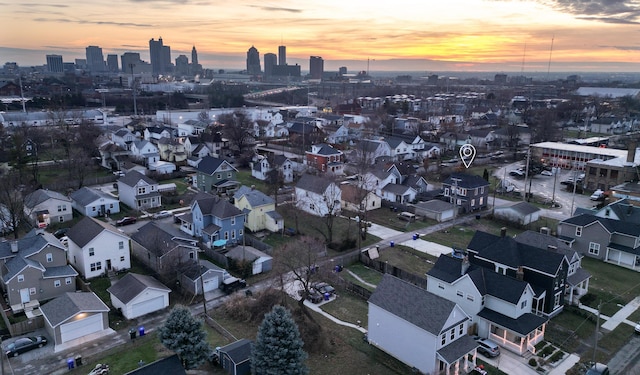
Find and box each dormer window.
[576,226,582,237]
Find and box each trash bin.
[390,241,394,247]
[138,326,145,337]
[412,234,418,240]
[129,328,137,340]
[75,356,82,366]
[67,358,75,370]
[324,292,330,301]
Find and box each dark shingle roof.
[562,213,640,237]
[70,187,115,206]
[107,273,170,304]
[193,192,243,218]
[66,217,124,248]
[515,231,576,258]
[40,292,109,327]
[477,308,547,335]
[605,199,640,224]
[467,231,567,276]
[234,186,275,206]
[443,173,489,189]
[124,354,186,375]
[118,170,158,187]
[295,174,334,195]
[219,339,252,364]
[368,274,464,335]
[502,201,540,216]
[437,335,478,364]
[131,222,198,257]
[24,189,71,208]
[197,156,236,175]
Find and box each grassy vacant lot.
[377,245,438,276]
[579,256,640,316]
[235,169,271,193]
[360,207,438,232]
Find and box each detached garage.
[40,292,111,349]
[107,273,171,320]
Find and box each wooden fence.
[360,252,427,289]
[8,316,44,336]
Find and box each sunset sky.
[2,0,640,72]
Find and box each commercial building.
[86,46,105,72]
[264,53,276,77]
[246,46,261,75]
[310,56,324,80]
[530,142,627,171]
[46,54,63,73]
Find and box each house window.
[92,206,96,212]
[438,283,445,290]
[224,231,229,240]
[58,216,64,222]
[89,248,95,256]
[231,230,236,239]
[110,204,114,208]
[119,241,124,250]
[496,266,506,275]
[480,187,485,194]
[450,328,455,340]
[456,290,464,297]
[521,300,527,309]
[588,242,600,256]
[444,188,450,196]
[467,294,475,302]
[231,217,236,226]
[29,287,36,295]
[471,199,475,207]
[441,334,446,345]
[137,187,146,194]
[310,203,315,210]
[18,274,24,282]
[459,324,464,335]
[554,293,561,307]
[46,253,53,263]
[479,197,484,205]
[216,173,221,179]
[65,277,72,285]
[189,252,195,259]
[227,172,232,178]
[120,256,125,262]
[54,280,61,288]
[576,226,582,237]
[90,262,102,272]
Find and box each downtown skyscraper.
[149,37,172,75]
[86,46,105,72]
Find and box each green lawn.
[235,169,271,193]
[376,245,438,276]
[346,263,382,287]
[580,256,640,310]
[320,293,368,329]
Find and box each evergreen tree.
[251,305,308,375]
[158,305,212,370]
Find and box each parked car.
[635,321,640,334]
[298,288,323,303]
[5,335,47,357]
[586,363,610,375]
[540,170,553,176]
[313,282,335,296]
[509,169,525,177]
[590,189,605,201]
[53,228,69,239]
[116,216,137,226]
[153,210,172,219]
[59,236,69,247]
[475,337,500,357]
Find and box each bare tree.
[68,147,94,189]
[295,176,341,244]
[0,170,28,239]
[219,111,254,155]
[274,236,326,317]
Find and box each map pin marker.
[459,144,476,168]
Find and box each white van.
[397,212,416,222]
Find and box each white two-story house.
[66,217,131,279]
[24,189,73,228]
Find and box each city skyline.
[2,0,640,72]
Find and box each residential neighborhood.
[1,64,640,375]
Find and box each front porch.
[565,268,591,305]
[478,309,547,356]
[436,335,478,375]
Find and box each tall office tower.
[264,53,277,77]
[278,45,286,66]
[191,46,198,66]
[121,52,142,73]
[46,54,64,73]
[149,37,165,75]
[162,45,172,74]
[309,56,324,79]
[339,66,347,75]
[107,54,119,72]
[246,46,261,75]
[86,46,105,72]
[175,55,189,76]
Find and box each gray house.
[494,201,540,226]
[117,171,161,211]
[180,260,230,295]
[217,338,252,375]
[0,230,78,313]
[23,189,73,228]
[196,156,239,196]
[442,173,489,213]
[558,213,640,272]
[367,274,478,375]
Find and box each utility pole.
[452,177,461,220]
[523,147,531,202]
[198,254,207,316]
[593,300,602,364]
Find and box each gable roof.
[234,186,275,207]
[467,231,567,276]
[0,230,62,260]
[309,143,342,156]
[562,213,640,237]
[600,199,640,224]
[196,156,237,175]
[118,170,158,187]
[66,216,125,248]
[24,189,71,208]
[443,173,489,189]
[428,255,530,304]
[131,222,198,257]
[368,274,464,335]
[40,292,109,328]
[193,192,243,218]
[500,201,540,216]
[514,231,577,258]
[295,174,334,195]
[218,339,252,365]
[107,273,170,304]
[70,187,116,206]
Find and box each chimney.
[627,142,637,163]
[250,185,255,191]
[540,227,550,235]
[10,241,19,253]
[500,227,507,237]
[516,266,524,281]
[461,256,470,276]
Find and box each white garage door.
[202,278,218,293]
[60,314,103,343]
[131,296,165,318]
[252,261,262,275]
